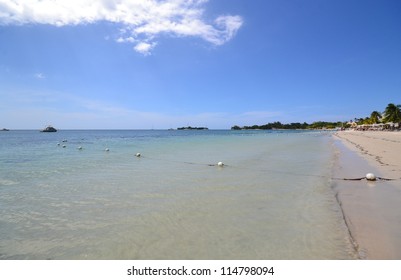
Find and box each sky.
[1,0,400,129]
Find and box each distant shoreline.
[176,126,208,130]
[231,121,344,130]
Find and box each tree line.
[231,121,344,130]
[353,103,401,125]
[231,103,401,130]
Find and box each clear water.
[0,130,356,259]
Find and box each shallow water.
[0,130,356,259]
[332,136,401,259]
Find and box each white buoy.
[366,173,376,181]
[105,148,110,152]
[217,161,224,167]
[135,153,141,157]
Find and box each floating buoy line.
[136,154,398,181]
[55,142,399,182]
[138,155,227,167]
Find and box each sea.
[0,129,357,259]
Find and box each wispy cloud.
[234,111,284,124]
[1,89,287,129]
[34,72,45,79]
[0,0,243,55]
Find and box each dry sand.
[333,131,401,259]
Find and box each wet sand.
[333,131,401,259]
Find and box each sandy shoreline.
[333,131,401,259]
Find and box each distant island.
[40,125,57,132]
[177,126,208,130]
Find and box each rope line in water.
[332,177,396,181]
[139,155,226,167]
[61,144,400,182]
[136,154,399,182]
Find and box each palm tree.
[383,103,401,123]
[354,117,364,125]
[369,111,382,124]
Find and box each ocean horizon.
[0,129,357,259]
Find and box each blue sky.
[1,0,400,129]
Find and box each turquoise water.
[0,130,356,259]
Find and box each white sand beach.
[333,131,401,259]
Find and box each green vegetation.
[177,126,208,130]
[232,121,345,130]
[353,103,401,125]
[232,103,401,130]
[383,103,401,123]
[307,121,346,129]
[369,111,382,124]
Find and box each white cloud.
[0,0,243,55]
[134,41,156,55]
[34,72,45,79]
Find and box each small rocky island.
[40,125,57,132]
